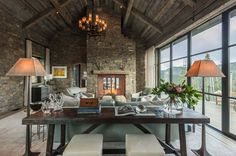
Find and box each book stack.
[77,98,101,114]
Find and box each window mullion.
[222,11,230,133]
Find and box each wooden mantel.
[93,70,129,75]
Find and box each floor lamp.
[185,55,225,156]
[6,58,46,156]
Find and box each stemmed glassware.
[41,93,64,113]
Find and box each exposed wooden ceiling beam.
[123,0,134,28]
[113,0,162,33]
[140,0,175,37]
[131,8,162,33]
[181,0,196,8]
[113,0,124,7]
[22,0,71,29]
[50,0,72,27]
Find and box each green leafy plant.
[152,79,201,108]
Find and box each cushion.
[140,94,157,102]
[101,95,113,101]
[63,134,103,156]
[66,87,81,96]
[115,95,127,103]
[142,88,152,96]
[80,92,94,98]
[131,91,142,98]
[100,96,114,107]
[126,134,165,156]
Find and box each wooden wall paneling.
[133,0,149,13]
[123,0,134,27]
[0,0,33,21]
[25,0,47,12]
[145,6,192,45]
[181,0,197,8]
[147,0,233,48]
[43,20,58,34]
[47,17,63,31]
[145,0,162,18]
[140,0,175,38]
[131,7,162,33]
[19,0,39,14]
[113,0,162,33]
[130,16,145,34]
[53,13,68,28]
[22,0,72,29]
[50,0,72,27]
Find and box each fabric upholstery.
[131,91,142,99]
[142,88,152,95]
[66,87,81,96]
[115,95,127,103]
[100,96,114,107]
[63,134,103,156]
[126,134,165,156]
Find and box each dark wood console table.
[22,108,210,156]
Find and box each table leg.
[55,124,66,154]
[192,124,211,156]
[61,124,66,146]
[23,125,40,156]
[165,124,171,145]
[46,124,55,156]
[179,124,187,156]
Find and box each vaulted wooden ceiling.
[0,0,234,48]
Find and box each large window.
[172,36,188,84]
[192,16,222,54]
[158,15,224,131]
[160,46,170,82]
[157,7,236,139]
[229,9,236,135]
[191,16,222,130]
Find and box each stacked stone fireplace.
[86,9,136,98]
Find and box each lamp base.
[23,151,40,156]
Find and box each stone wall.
[49,32,87,92]
[0,6,48,113]
[136,41,146,92]
[86,10,136,98]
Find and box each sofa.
[54,94,178,143]
[62,87,95,107]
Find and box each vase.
[163,97,183,115]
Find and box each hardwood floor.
[0,110,236,156]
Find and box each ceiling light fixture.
[77,0,107,37]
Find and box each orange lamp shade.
[6,58,46,76]
[185,59,225,77]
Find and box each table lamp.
[185,54,225,156]
[6,57,46,156]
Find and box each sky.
[160,14,236,70]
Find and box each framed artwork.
[52,66,67,78]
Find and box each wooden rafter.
[143,0,196,41]
[131,8,162,33]
[181,0,196,8]
[123,0,134,27]
[113,0,162,33]
[22,0,72,29]
[141,0,175,37]
[50,0,72,27]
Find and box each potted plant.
[152,79,201,114]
